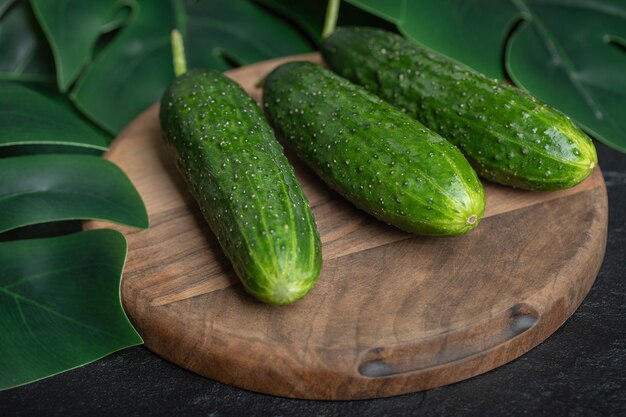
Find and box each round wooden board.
[86,53,608,400]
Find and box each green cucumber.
[263,62,485,236]
[160,68,321,305]
[321,27,598,191]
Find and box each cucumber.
[160,69,321,305]
[263,62,485,236]
[321,27,598,190]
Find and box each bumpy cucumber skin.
[160,69,321,305]
[263,62,485,236]
[321,27,598,191]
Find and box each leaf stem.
[171,29,187,77]
[322,0,341,39]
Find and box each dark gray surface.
[2,142,625,417]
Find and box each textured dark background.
[1,142,625,417]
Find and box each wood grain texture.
[85,53,608,399]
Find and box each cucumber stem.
[171,29,187,77]
[322,0,340,39]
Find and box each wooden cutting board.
[86,53,608,400]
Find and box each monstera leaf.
[184,0,311,69]
[0,0,13,16]
[255,0,396,43]
[69,0,178,134]
[0,0,54,82]
[0,81,110,150]
[0,229,143,390]
[0,152,148,389]
[0,154,149,233]
[71,0,313,134]
[31,0,135,91]
[347,0,626,152]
